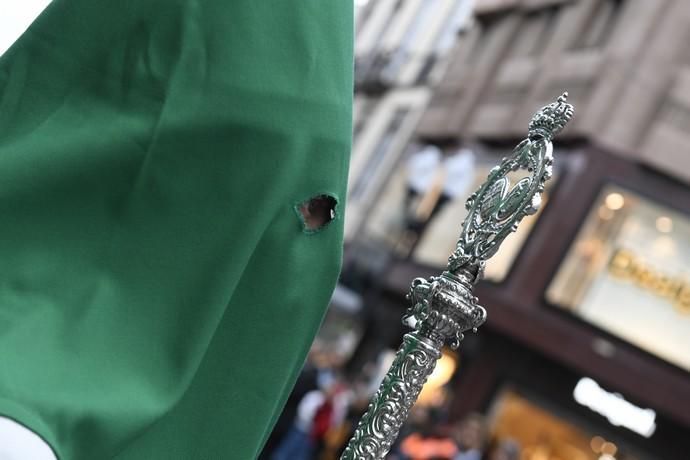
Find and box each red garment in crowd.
[400,433,459,460]
[311,398,335,440]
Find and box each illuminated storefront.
[458,149,690,460]
[548,185,690,372]
[340,145,690,460]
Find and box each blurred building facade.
[418,0,690,182]
[336,1,690,460]
[347,0,475,239]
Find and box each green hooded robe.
[0,0,353,458]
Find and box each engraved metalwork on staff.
[341,93,574,460]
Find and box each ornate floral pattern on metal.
[342,334,441,460]
[448,93,574,277]
[341,93,574,460]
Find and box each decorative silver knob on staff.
[341,93,574,460]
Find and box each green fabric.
[0,0,353,458]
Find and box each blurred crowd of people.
[260,348,522,460]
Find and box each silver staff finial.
[447,93,574,280]
[341,93,574,460]
[528,91,574,140]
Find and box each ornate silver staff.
[341,93,574,459]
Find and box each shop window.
[547,185,690,372]
[486,387,641,460]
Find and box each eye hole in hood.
[296,194,338,233]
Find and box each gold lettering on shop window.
[608,249,690,315]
